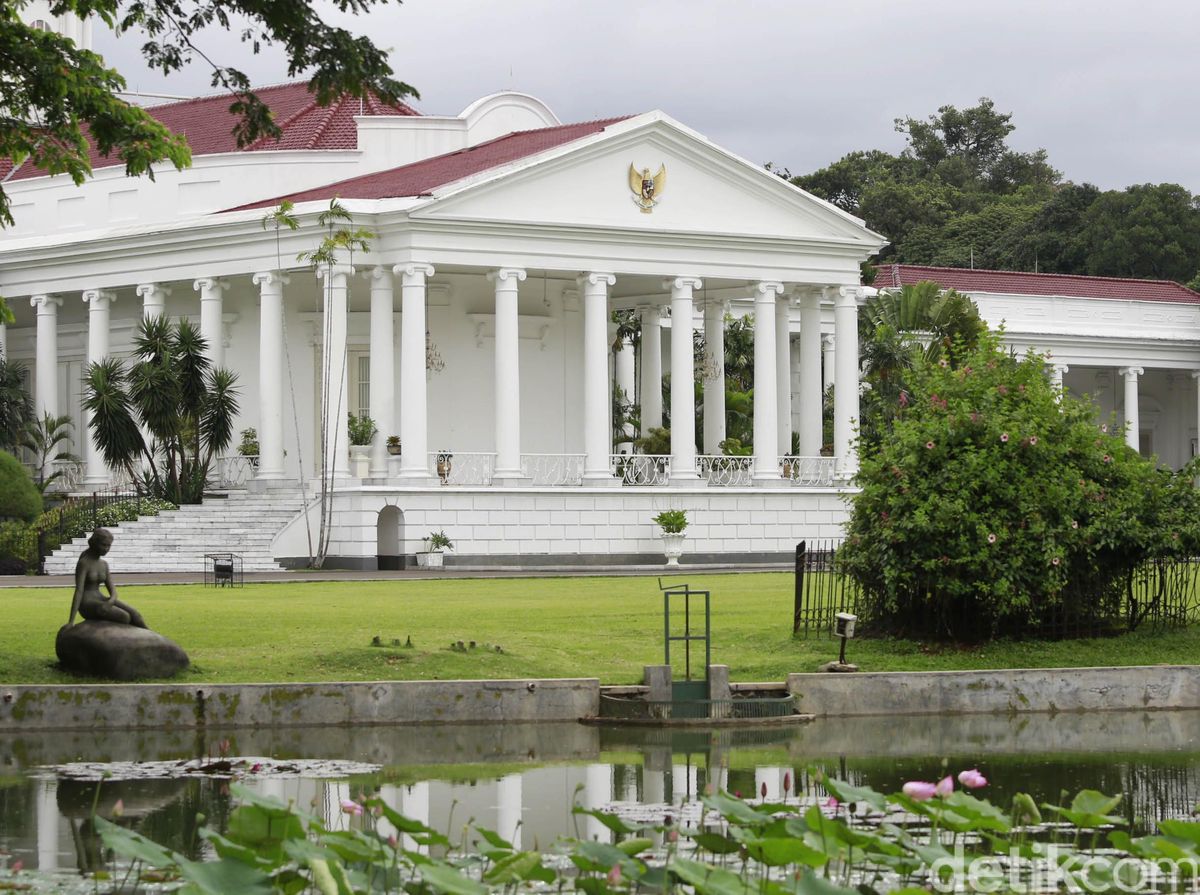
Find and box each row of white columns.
[21,269,862,488]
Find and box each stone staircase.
[43,489,311,574]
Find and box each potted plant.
[348,413,377,477]
[238,427,260,469]
[436,450,453,485]
[652,509,688,567]
[386,435,402,456]
[782,431,801,479]
[416,530,453,569]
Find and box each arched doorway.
[377,506,404,570]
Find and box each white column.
[253,271,288,481]
[399,781,430,853]
[584,764,614,842]
[615,334,636,451]
[1193,372,1200,460]
[82,289,115,488]
[31,295,61,419]
[797,289,823,456]
[775,295,792,456]
[668,276,702,481]
[1121,366,1143,452]
[136,282,169,321]
[0,323,6,359]
[752,281,785,481]
[581,272,616,481]
[36,778,58,872]
[822,333,835,395]
[396,263,435,482]
[317,265,353,479]
[489,267,527,480]
[640,305,663,435]
[367,267,395,479]
[702,297,726,454]
[834,286,862,478]
[496,773,523,849]
[1051,363,1069,403]
[193,277,228,368]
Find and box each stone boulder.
[56,621,189,681]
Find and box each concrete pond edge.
[2,665,1199,731]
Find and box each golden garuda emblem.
[628,163,666,212]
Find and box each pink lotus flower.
[958,769,988,789]
[902,781,938,801]
[783,772,791,792]
[761,782,768,798]
[825,797,839,809]
[9,860,21,874]
[607,866,622,885]
[935,776,954,797]
[340,799,364,816]
[666,829,679,843]
[112,799,125,818]
[387,833,398,848]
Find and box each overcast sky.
[96,0,1200,194]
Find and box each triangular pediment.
[410,115,884,248]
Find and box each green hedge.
[0,451,41,522]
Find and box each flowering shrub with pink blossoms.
[840,329,1200,641]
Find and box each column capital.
[822,332,835,349]
[193,277,229,293]
[1053,363,1070,375]
[30,294,62,311]
[315,264,355,281]
[579,272,616,289]
[252,271,290,288]
[82,289,115,306]
[361,265,392,285]
[135,282,172,299]
[394,262,435,284]
[488,267,527,285]
[639,304,662,323]
[1119,366,1145,378]
[836,285,863,306]
[753,281,785,300]
[1192,370,1200,382]
[663,276,701,293]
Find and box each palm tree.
[22,413,79,493]
[84,315,240,504]
[0,357,33,451]
[858,281,986,449]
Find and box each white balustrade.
[213,455,258,489]
[780,455,837,487]
[698,454,754,486]
[520,453,585,486]
[610,454,671,485]
[426,451,496,486]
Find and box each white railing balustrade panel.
[427,452,496,486]
[213,455,257,489]
[781,455,837,487]
[611,454,670,485]
[698,454,754,486]
[520,453,585,486]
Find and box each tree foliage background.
[793,98,1200,286]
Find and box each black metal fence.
[36,487,147,573]
[793,539,1200,641]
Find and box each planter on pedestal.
[662,533,686,567]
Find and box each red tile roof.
[3,81,420,182]
[873,263,1200,305]
[227,116,634,212]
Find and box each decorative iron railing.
[213,455,257,489]
[611,453,670,485]
[520,453,585,486]
[781,455,837,487]
[427,451,496,486]
[698,454,754,486]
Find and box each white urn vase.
[662,532,686,567]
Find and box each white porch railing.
[213,454,257,489]
[781,455,837,486]
[428,451,496,486]
[521,453,585,486]
[611,453,671,485]
[698,454,754,486]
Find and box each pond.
[2,709,1199,883]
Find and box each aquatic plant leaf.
[309,857,352,895]
[1158,819,1200,849]
[176,856,273,894]
[485,851,550,883]
[203,829,284,870]
[1042,790,1124,828]
[473,827,513,851]
[942,792,1012,832]
[750,836,828,868]
[820,777,888,812]
[418,860,490,895]
[94,817,176,868]
[670,857,757,895]
[701,792,773,826]
[617,838,656,857]
[572,805,652,835]
[780,869,860,895]
[692,832,741,855]
[370,797,451,845]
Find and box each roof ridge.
[897,263,1191,290]
[140,80,312,113]
[302,95,347,151]
[243,93,324,151]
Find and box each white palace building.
[3,18,1199,569]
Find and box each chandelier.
[426,330,445,374]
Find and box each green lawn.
[3,572,1198,684]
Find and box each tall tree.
[0,0,417,228]
[1077,183,1200,281]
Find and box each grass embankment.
[2,572,1197,685]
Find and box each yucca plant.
[84,315,240,504]
[22,412,79,493]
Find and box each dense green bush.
[0,519,36,568]
[0,450,42,522]
[839,330,1200,641]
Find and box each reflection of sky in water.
[3,710,1200,875]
